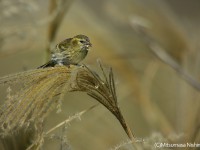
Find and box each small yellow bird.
[38,34,92,68]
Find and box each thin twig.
[45,104,98,135]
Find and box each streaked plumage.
[38,34,92,68]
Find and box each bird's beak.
[86,42,92,49]
[88,42,92,47]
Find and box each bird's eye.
[80,40,85,44]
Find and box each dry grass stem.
[46,0,74,60]
[71,62,135,141]
[141,62,174,135]
[45,104,98,135]
[110,139,134,150]
[130,17,200,91]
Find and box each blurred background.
[0,0,200,149]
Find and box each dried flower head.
[71,62,134,140]
[0,65,78,134]
[0,62,134,141]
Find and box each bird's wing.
[37,60,56,68]
[55,38,72,52]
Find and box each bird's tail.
[37,60,57,69]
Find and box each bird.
[38,34,92,68]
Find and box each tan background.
[0,0,200,149]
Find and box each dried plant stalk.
[72,63,135,141]
[130,17,200,91]
[46,0,74,60]
[0,62,134,142]
[45,104,98,135]
[48,0,74,43]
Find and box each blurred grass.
[0,0,200,149]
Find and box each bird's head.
[71,34,92,51]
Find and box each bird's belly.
[70,50,88,64]
[51,53,67,65]
[51,50,88,65]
